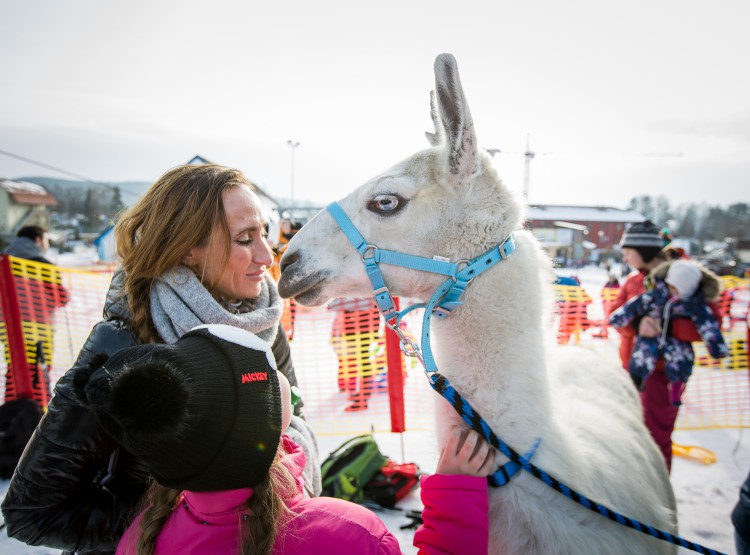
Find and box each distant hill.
[18,176,151,204]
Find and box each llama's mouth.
[277,268,330,306]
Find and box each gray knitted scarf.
[150,266,283,345]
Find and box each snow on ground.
[363,427,749,555]
[0,265,747,554]
[1,428,746,554]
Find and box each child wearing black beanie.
[85,324,497,555]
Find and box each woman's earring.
[173,265,191,285]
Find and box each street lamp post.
[287,140,300,205]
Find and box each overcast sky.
[1,0,749,209]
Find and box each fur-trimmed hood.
[649,260,722,302]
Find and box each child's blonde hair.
[132,449,297,555]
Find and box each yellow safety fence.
[0,255,115,408]
[1,255,747,435]
[682,277,749,429]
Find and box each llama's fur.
[278,53,677,555]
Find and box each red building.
[526,204,645,266]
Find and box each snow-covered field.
[1,265,747,554]
[1,427,746,554]
[367,427,750,555]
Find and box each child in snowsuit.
[83,324,495,555]
[609,260,728,405]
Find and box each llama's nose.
[279,250,299,275]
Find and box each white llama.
[278,53,677,555]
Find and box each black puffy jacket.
[1,315,301,554]
[733,470,750,547]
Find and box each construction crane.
[486,134,551,205]
[486,136,682,205]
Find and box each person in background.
[277,219,300,254]
[2,164,320,555]
[659,227,673,247]
[662,244,688,261]
[609,259,727,404]
[609,221,723,472]
[3,226,70,319]
[82,325,494,555]
[592,274,621,339]
[4,225,52,264]
[733,470,750,555]
[2,225,70,404]
[553,275,592,344]
[328,297,382,411]
[659,227,688,261]
[733,312,750,554]
[603,274,621,290]
[3,225,71,321]
[268,219,300,339]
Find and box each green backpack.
[320,434,388,502]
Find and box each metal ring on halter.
[392,323,412,349]
[455,259,474,284]
[361,245,377,260]
[499,234,513,259]
[383,314,402,332]
[400,337,421,358]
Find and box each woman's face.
[184,185,274,301]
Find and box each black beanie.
[619,220,663,249]
[85,324,282,491]
[619,220,665,263]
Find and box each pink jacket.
[117,436,488,555]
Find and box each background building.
[527,204,645,267]
[0,178,58,235]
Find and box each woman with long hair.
[2,164,320,554]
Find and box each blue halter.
[326,201,539,487]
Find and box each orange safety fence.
[287,300,431,436]
[717,276,750,330]
[680,277,749,429]
[0,255,115,410]
[1,255,747,434]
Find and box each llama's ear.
[433,53,478,186]
[424,90,443,146]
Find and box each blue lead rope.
[326,202,726,555]
[428,373,726,555]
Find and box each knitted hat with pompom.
[85,324,282,491]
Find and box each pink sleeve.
[414,474,489,555]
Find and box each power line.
[0,148,140,198]
[0,148,105,185]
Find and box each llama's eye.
[367,194,407,216]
